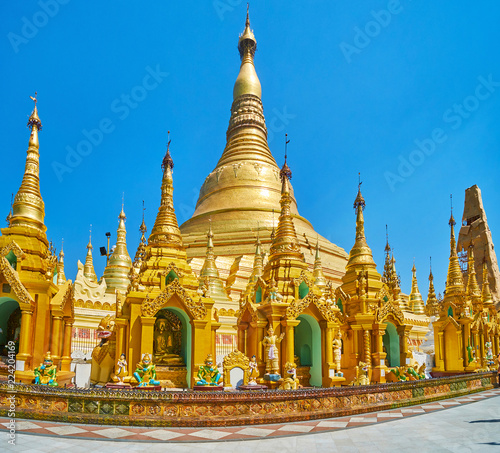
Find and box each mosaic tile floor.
[1,388,499,443]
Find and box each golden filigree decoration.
[159,262,185,279]
[375,289,404,324]
[1,241,26,261]
[0,256,34,307]
[237,298,258,324]
[141,279,206,319]
[222,349,249,387]
[286,292,318,320]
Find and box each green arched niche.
[165,270,178,286]
[0,297,20,347]
[295,314,322,387]
[5,251,16,269]
[383,322,400,367]
[255,286,262,303]
[298,282,309,299]
[156,307,192,388]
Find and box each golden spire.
[83,226,97,282]
[445,196,464,298]
[268,143,303,263]
[425,257,439,316]
[465,245,481,311]
[382,225,395,286]
[102,205,133,294]
[200,220,219,279]
[133,201,148,264]
[199,221,228,300]
[233,4,261,100]
[10,93,46,233]
[482,257,494,306]
[56,239,66,286]
[252,227,264,276]
[148,132,183,248]
[313,239,327,290]
[6,193,13,226]
[346,175,376,271]
[409,261,425,314]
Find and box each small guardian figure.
[133,353,160,387]
[34,352,58,386]
[196,354,221,385]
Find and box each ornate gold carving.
[141,279,207,319]
[0,257,34,307]
[159,263,185,279]
[1,241,26,261]
[375,288,404,324]
[222,349,249,387]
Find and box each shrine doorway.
[154,307,192,387]
[383,322,400,367]
[0,297,20,354]
[295,314,322,387]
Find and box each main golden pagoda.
[180,11,348,300]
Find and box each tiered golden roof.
[444,211,465,299]
[83,232,97,283]
[425,260,439,316]
[180,11,347,290]
[10,95,46,233]
[482,259,494,306]
[466,246,482,309]
[409,263,425,315]
[56,242,66,286]
[102,207,132,294]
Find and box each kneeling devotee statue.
[133,353,160,387]
[197,354,221,385]
[34,351,58,386]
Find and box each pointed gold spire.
[445,196,464,298]
[425,258,439,316]
[10,93,46,233]
[268,149,302,263]
[6,193,13,226]
[346,175,376,271]
[466,246,481,308]
[133,201,148,265]
[102,205,132,294]
[199,221,228,300]
[148,132,183,248]
[409,261,425,314]
[313,239,327,290]
[482,257,494,306]
[83,226,97,282]
[200,221,219,279]
[382,225,396,287]
[233,4,261,100]
[56,239,66,286]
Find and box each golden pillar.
[51,316,63,364]
[17,309,33,365]
[140,316,156,356]
[324,323,334,365]
[115,318,127,375]
[397,325,412,366]
[60,320,72,372]
[248,321,257,358]
[238,322,248,353]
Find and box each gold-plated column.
[60,320,73,371]
[17,309,33,365]
[51,316,63,364]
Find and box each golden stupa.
[180,10,348,294]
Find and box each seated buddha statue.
[153,318,185,366]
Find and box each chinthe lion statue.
[90,315,117,386]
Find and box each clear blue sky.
[1,1,499,299]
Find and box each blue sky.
[1,1,499,299]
